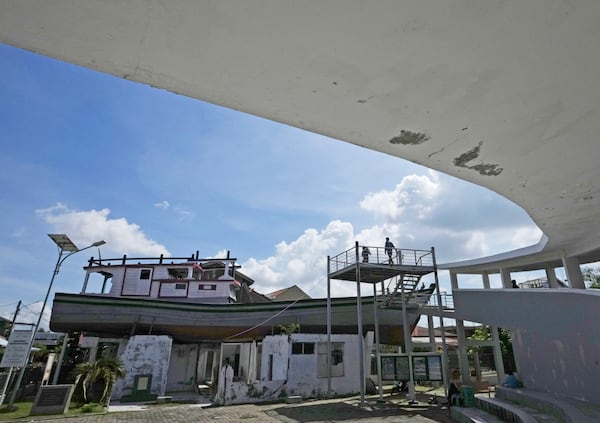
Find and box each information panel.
[380,355,409,381]
[380,354,443,382]
[0,329,33,368]
[30,385,75,415]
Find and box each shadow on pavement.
[266,398,454,422]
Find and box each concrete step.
[450,405,504,423]
[476,397,538,423]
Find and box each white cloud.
[154,200,170,210]
[360,170,441,221]
[242,221,358,298]
[241,171,542,299]
[36,203,170,256]
[174,206,195,222]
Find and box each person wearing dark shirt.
[385,237,395,264]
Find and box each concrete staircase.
[450,386,600,423]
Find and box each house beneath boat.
[50,247,442,404]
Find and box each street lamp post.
[5,234,105,411]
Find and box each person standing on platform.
[362,246,371,263]
[385,237,395,264]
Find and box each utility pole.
[0,301,22,406]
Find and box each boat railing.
[86,253,236,267]
[329,245,434,273]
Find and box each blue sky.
[0,43,547,328]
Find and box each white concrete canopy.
[2,1,599,271]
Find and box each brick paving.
[20,392,454,423]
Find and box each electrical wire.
[223,298,302,340]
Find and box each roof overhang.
[2,1,599,269]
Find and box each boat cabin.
[80,253,251,304]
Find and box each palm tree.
[74,358,126,405]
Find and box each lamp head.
[92,240,106,247]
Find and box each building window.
[198,284,217,290]
[317,342,344,377]
[140,269,151,280]
[291,342,315,355]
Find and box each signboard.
[380,354,443,382]
[412,356,428,380]
[30,384,75,415]
[380,355,410,381]
[0,329,33,368]
[411,354,443,382]
[427,355,443,381]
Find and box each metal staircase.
[381,273,423,308]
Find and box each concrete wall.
[112,335,173,400]
[259,334,289,382]
[221,333,363,404]
[166,344,198,392]
[287,333,361,398]
[453,289,600,404]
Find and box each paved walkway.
[20,393,454,423]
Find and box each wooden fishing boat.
[50,249,436,345]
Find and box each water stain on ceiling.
[453,141,503,176]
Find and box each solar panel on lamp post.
[5,234,105,411]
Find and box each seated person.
[447,382,461,406]
[501,371,518,388]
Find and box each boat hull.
[51,293,422,345]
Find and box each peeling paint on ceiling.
[389,130,430,145]
[453,141,503,176]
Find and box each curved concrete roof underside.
[2,1,599,272]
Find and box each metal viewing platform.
[325,242,449,406]
[328,245,435,284]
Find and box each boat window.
[198,284,217,290]
[192,266,202,280]
[201,269,219,280]
[83,271,114,294]
[168,268,188,279]
[140,269,152,280]
[175,283,187,290]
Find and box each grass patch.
[0,401,33,420]
[0,400,107,421]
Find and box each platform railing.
[329,245,434,274]
[423,292,454,309]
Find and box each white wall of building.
[287,333,361,398]
[453,289,600,404]
[220,333,363,404]
[112,335,173,400]
[166,343,199,392]
[259,335,290,382]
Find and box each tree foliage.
[467,325,513,355]
[74,358,126,405]
[582,267,600,289]
[278,322,300,335]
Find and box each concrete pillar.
[450,271,459,290]
[482,272,491,289]
[545,266,560,288]
[456,320,471,385]
[500,267,512,289]
[490,325,506,385]
[427,315,436,351]
[561,255,585,289]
